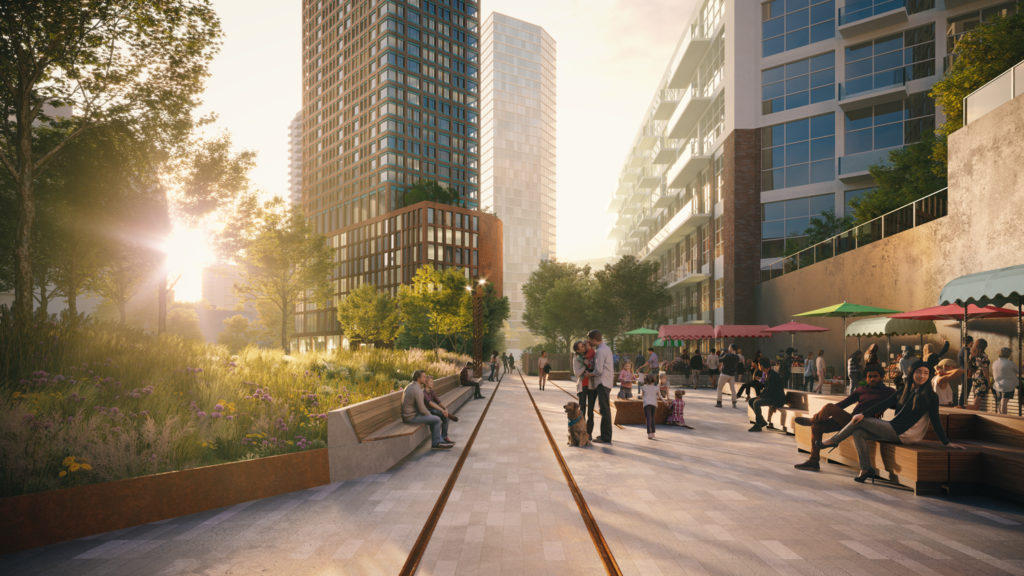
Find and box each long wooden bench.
[745,389,810,434]
[792,400,1024,500]
[327,373,476,482]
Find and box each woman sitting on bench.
[818,360,963,483]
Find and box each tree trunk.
[66,260,78,320]
[36,276,49,320]
[280,309,290,354]
[14,112,36,327]
[158,277,167,334]
[118,300,127,326]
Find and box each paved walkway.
[3,377,1024,575]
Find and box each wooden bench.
[548,370,572,381]
[327,374,476,482]
[745,389,809,434]
[613,399,671,426]
[793,405,1024,500]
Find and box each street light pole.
[470,279,485,378]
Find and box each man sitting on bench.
[402,370,454,450]
[749,357,785,432]
[793,363,894,471]
[460,362,485,399]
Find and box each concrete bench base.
[327,376,475,483]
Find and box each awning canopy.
[658,324,714,340]
[714,325,771,338]
[890,304,1018,321]
[765,321,828,334]
[939,264,1024,308]
[624,327,660,336]
[845,317,936,337]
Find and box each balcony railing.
[839,0,905,26]
[761,187,947,282]
[964,58,1024,125]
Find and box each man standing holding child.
[589,329,615,444]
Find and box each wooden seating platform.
[745,389,810,434]
[327,374,476,483]
[613,399,670,426]
[791,398,1024,500]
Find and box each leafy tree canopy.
[592,256,669,345]
[522,260,595,353]
[803,210,854,246]
[402,180,462,207]
[336,283,400,347]
[855,132,947,223]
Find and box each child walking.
[618,361,635,399]
[640,370,664,439]
[666,389,694,429]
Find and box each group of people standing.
[487,350,517,382]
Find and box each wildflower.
[211,412,221,418]
[197,411,207,418]
[214,404,224,412]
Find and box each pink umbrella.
[765,321,829,350]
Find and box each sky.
[201,0,696,263]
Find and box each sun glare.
[163,225,216,303]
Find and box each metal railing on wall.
[964,58,1024,125]
[761,187,948,282]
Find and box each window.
[761,193,834,258]
[762,52,835,114]
[761,113,834,191]
[843,0,934,26]
[945,3,1017,69]
[844,24,934,96]
[762,0,835,57]
[714,278,724,309]
[844,187,873,215]
[844,92,935,155]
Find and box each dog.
[564,401,591,447]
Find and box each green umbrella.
[794,302,901,391]
[624,327,659,352]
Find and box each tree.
[854,132,947,222]
[592,256,669,346]
[0,0,222,328]
[932,9,1024,139]
[522,260,596,352]
[218,314,255,353]
[166,306,203,341]
[336,283,399,347]
[803,210,854,245]
[234,199,333,353]
[402,180,461,207]
[88,244,159,326]
[395,265,509,354]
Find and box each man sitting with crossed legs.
[793,363,895,471]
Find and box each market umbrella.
[844,317,936,360]
[892,303,1019,407]
[940,264,1024,414]
[766,321,829,351]
[623,327,660,355]
[794,302,902,391]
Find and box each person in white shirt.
[588,329,615,444]
[992,347,1019,415]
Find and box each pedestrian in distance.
[538,350,549,391]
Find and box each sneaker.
[794,459,820,471]
[748,424,764,432]
[443,437,455,444]
[766,422,776,430]
[794,416,813,426]
[449,415,459,422]
[432,442,455,450]
[648,433,654,440]
[715,401,723,408]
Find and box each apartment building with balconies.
[609,0,1016,328]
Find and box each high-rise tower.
[480,12,556,354]
[298,0,502,352]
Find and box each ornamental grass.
[0,314,465,497]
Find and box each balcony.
[637,125,659,150]
[667,23,713,89]
[838,69,907,110]
[652,185,676,209]
[666,263,710,290]
[838,0,907,38]
[638,198,710,261]
[639,171,661,190]
[653,89,684,120]
[838,146,898,180]
[666,139,711,189]
[667,86,711,139]
[607,191,625,212]
[652,138,680,165]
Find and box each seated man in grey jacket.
[402,370,453,449]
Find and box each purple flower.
[214,404,224,412]
[197,411,207,417]
[211,412,221,418]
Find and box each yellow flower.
[69,463,81,472]
[59,470,67,478]
[80,463,92,471]
[62,456,75,467]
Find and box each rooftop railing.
[761,187,947,282]
[964,58,1024,125]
